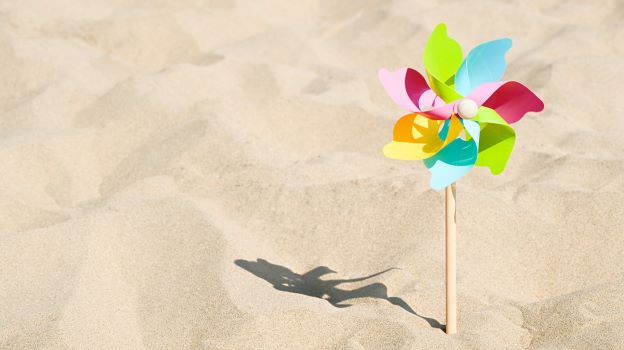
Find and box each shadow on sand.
[234,258,443,331]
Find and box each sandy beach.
[1,0,624,349]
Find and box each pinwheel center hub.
[457,99,478,119]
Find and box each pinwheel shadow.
[234,258,444,331]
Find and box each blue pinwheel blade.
[454,39,512,96]
[423,120,480,190]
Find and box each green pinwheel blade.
[424,23,463,102]
[426,72,463,103]
[473,106,516,174]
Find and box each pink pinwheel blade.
[418,89,446,110]
[468,81,544,124]
[378,68,430,112]
[419,102,455,120]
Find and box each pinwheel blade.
[468,81,544,124]
[378,68,430,112]
[425,72,463,103]
[383,113,444,160]
[384,113,463,161]
[423,120,480,190]
[423,23,463,103]
[474,107,516,174]
[455,38,512,96]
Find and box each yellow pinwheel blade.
[383,114,462,160]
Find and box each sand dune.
[1,0,623,349]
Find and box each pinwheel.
[378,23,544,334]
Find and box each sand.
[1,0,623,349]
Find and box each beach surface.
[1,0,624,349]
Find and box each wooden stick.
[445,183,457,334]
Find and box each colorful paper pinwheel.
[379,23,544,190]
[378,23,544,335]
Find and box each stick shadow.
[234,258,443,331]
